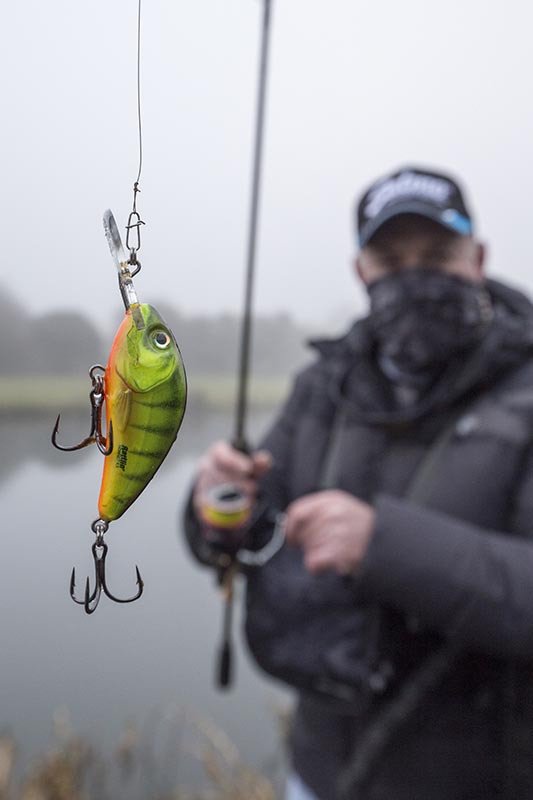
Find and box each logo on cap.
[356,166,473,247]
[363,171,453,220]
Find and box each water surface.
[0,406,291,795]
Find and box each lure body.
[98,303,186,521]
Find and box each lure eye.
[153,331,171,350]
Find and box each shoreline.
[0,374,290,414]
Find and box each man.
[183,166,533,799]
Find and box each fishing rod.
[200,0,283,689]
[234,0,272,455]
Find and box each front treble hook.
[70,519,144,615]
[52,365,113,456]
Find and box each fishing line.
[126,0,145,263]
[135,0,143,187]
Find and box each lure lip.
[103,209,145,329]
[103,209,128,270]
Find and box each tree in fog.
[31,311,105,375]
[150,299,309,376]
[0,285,35,373]
[150,300,240,375]
[252,312,310,375]
[177,310,310,376]
[0,284,106,376]
[0,281,311,378]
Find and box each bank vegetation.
[0,285,319,413]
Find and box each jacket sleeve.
[181,367,312,566]
[359,449,533,661]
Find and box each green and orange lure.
[99,302,186,522]
[52,210,187,613]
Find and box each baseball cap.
[356,166,474,248]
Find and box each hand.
[193,440,272,517]
[285,490,375,576]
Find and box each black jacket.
[184,279,533,800]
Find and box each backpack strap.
[337,404,482,799]
[338,384,533,799]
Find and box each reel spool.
[201,483,252,534]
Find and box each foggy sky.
[2,0,533,336]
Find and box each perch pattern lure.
[52,210,187,613]
[99,302,186,522]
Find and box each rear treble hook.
[70,519,144,615]
[52,365,113,456]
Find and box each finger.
[251,450,273,478]
[304,547,332,575]
[285,493,331,544]
[288,491,339,517]
[210,441,255,479]
[286,507,317,546]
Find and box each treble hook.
[70,519,144,614]
[52,365,113,456]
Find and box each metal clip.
[126,182,145,268]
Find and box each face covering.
[367,268,493,382]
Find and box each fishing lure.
[52,210,187,613]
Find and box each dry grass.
[0,707,287,800]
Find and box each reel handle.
[216,567,236,689]
[218,641,232,688]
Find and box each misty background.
[1,0,533,795]
[3,0,533,331]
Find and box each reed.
[0,707,286,800]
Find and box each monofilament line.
[135,0,143,189]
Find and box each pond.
[0,404,291,796]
